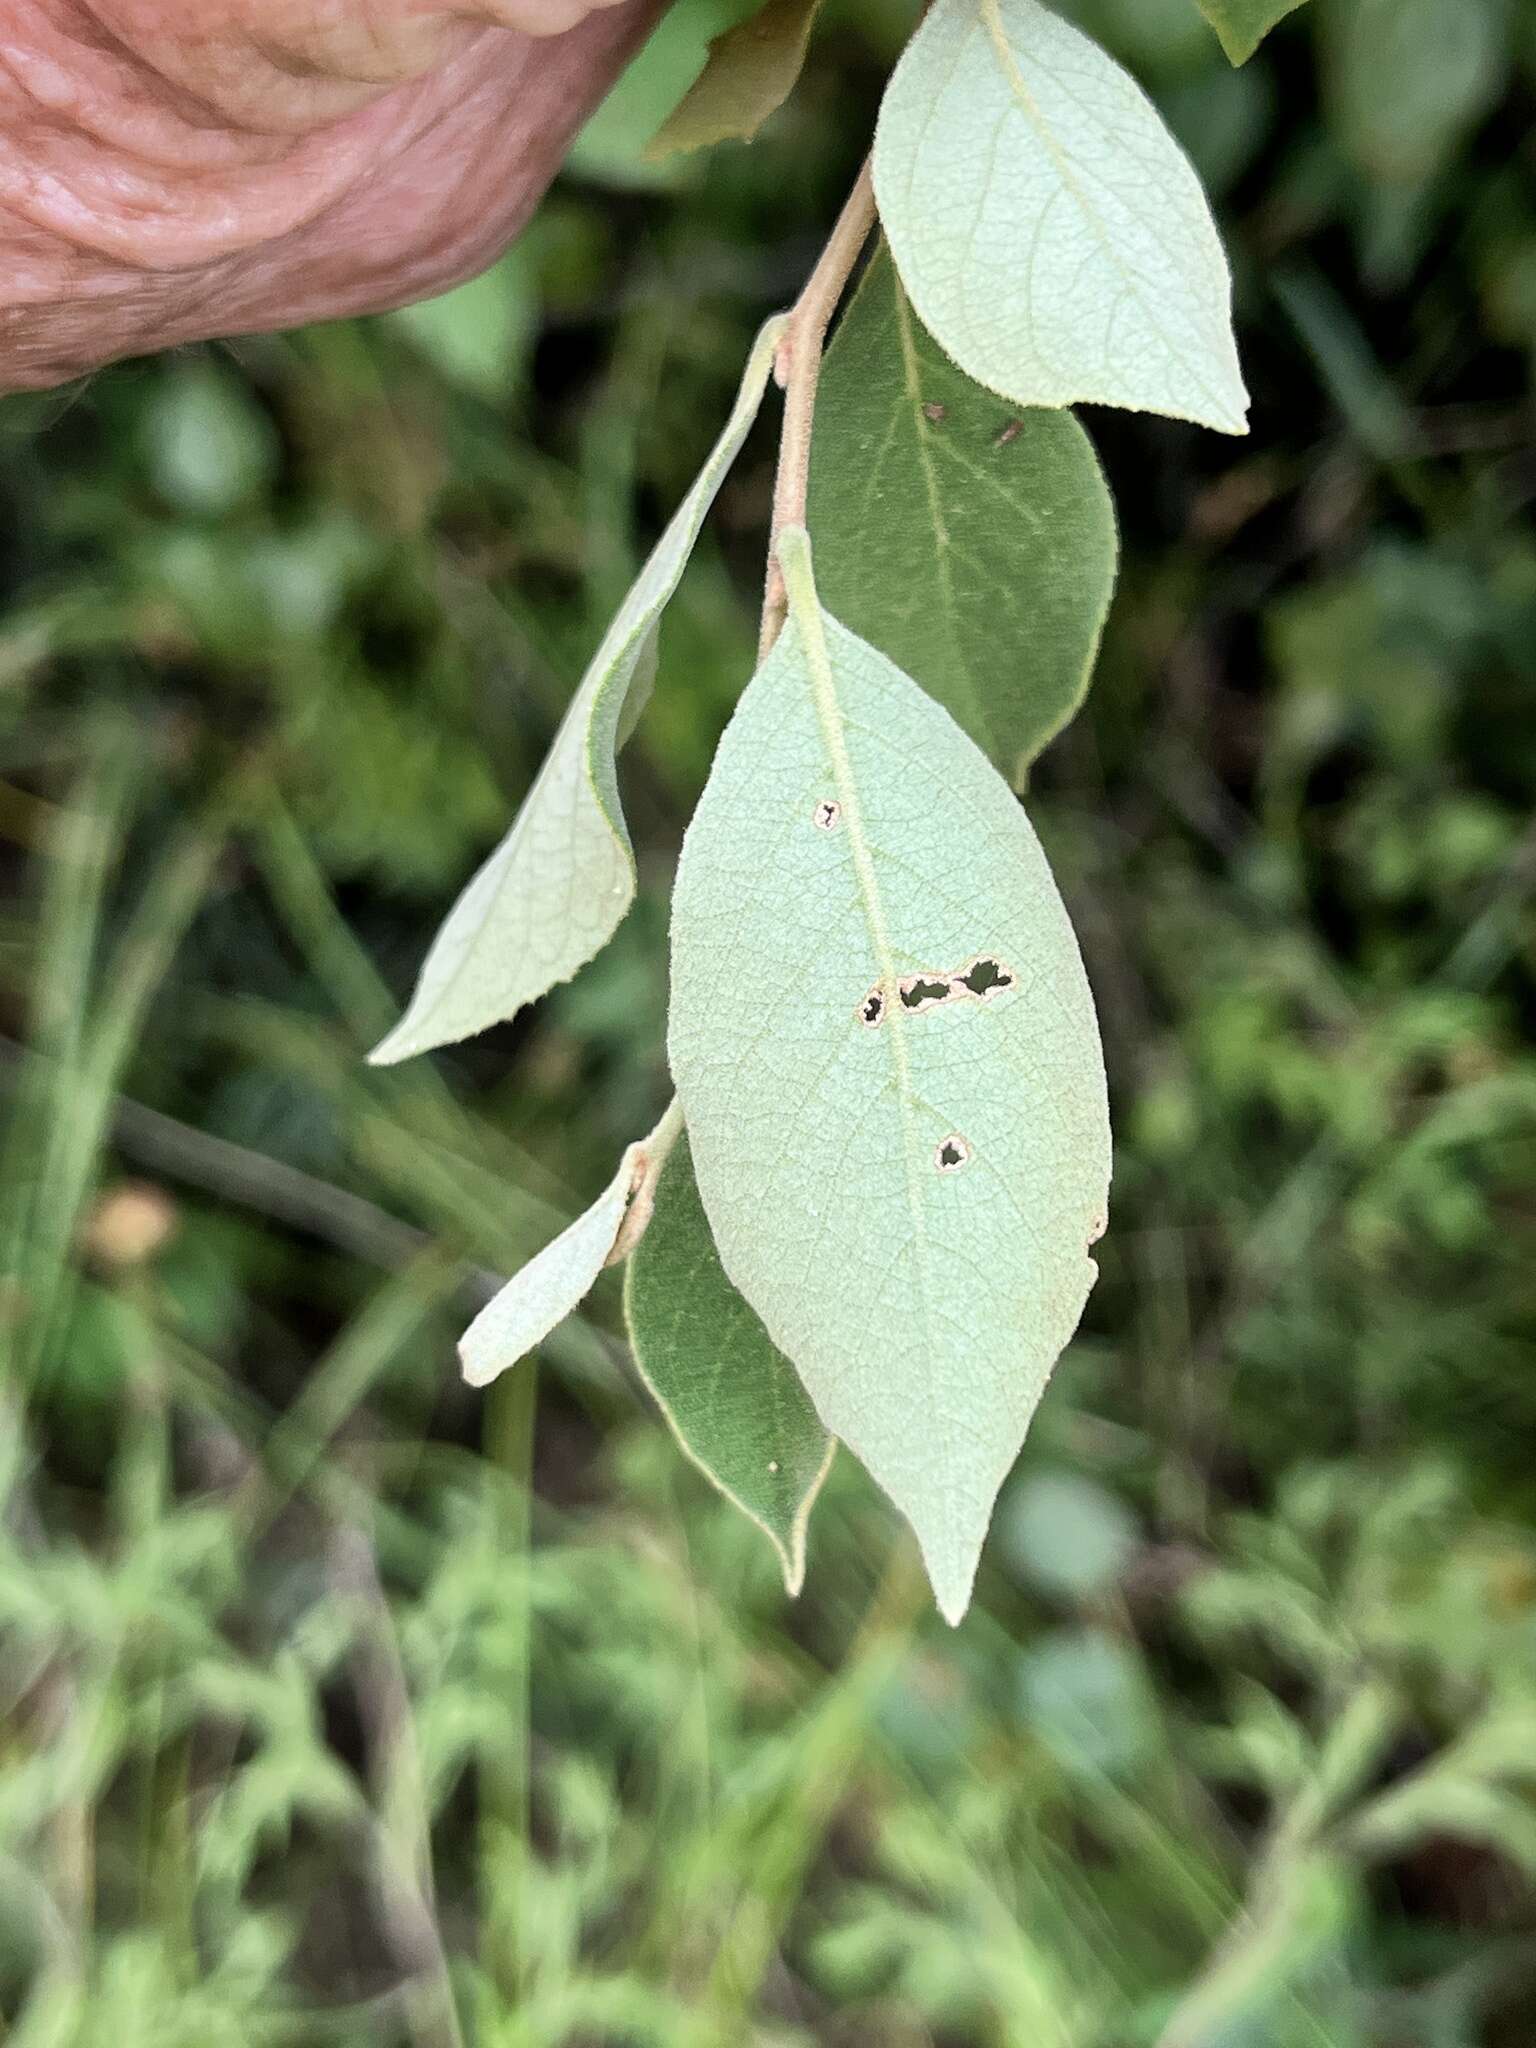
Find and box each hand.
[0,0,662,391]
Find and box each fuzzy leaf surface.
[459,1144,642,1388]
[873,0,1248,434]
[624,1134,834,1591]
[810,246,1117,786]
[370,317,785,1065]
[1194,0,1309,63]
[668,533,1110,1622]
[646,0,824,158]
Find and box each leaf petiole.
[759,157,877,655]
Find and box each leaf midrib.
[789,600,956,1541]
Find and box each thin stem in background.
[478,1358,540,2012]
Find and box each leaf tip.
[918,1530,982,1627]
[458,1331,516,1391]
[366,1020,417,1067]
[641,123,699,165]
[1202,359,1252,438]
[932,1573,976,1629]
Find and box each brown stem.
[759,155,877,657]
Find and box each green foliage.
[568,0,765,188]
[3,0,1536,2038]
[809,247,1118,786]
[387,249,538,405]
[624,1135,834,1591]
[1324,0,1507,188]
[872,0,1248,431]
[1194,0,1310,64]
[459,1126,650,1388]
[646,0,825,157]
[668,532,1109,1619]
[141,361,278,516]
[996,1466,1139,1599]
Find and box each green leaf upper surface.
[668,531,1110,1623]
[809,247,1117,788]
[872,0,1248,435]
[624,1135,835,1592]
[1194,0,1309,64]
[646,0,825,158]
[369,316,785,1066]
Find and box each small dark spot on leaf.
[994,419,1023,448]
[813,799,841,831]
[922,401,948,424]
[935,1134,972,1173]
[957,956,1014,999]
[858,985,887,1028]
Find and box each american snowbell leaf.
[646,0,826,159]
[872,0,1249,434]
[1195,0,1310,65]
[668,528,1111,1622]
[624,1134,836,1592]
[810,244,1117,787]
[459,1104,677,1388]
[370,316,786,1065]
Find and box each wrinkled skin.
[0,0,663,390]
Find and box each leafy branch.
[368,0,1259,1619]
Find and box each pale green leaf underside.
[370,316,786,1065]
[646,0,825,158]
[809,245,1117,788]
[668,534,1110,1623]
[624,1134,835,1593]
[873,0,1249,434]
[460,1142,641,1388]
[1195,0,1310,64]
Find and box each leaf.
[567,0,751,191]
[624,1134,835,1592]
[646,0,825,159]
[872,0,1249,435]
[459,1140,644,1389]
[369,316,786,1066]
[667,529,1110,1622]
[809,246,1117,788]
[1194,0,1309,64]
[460,1158,634,1390]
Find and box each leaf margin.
[645,0,826,159]
[623,1131,836,1595]
[369,314,788,1066]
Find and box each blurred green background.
[3,0,1535,2041]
